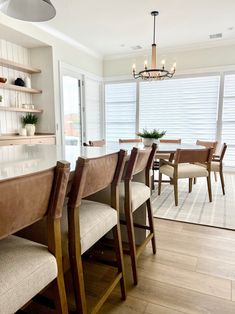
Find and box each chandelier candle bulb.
[132,64,136,73]
[144,60,148,70]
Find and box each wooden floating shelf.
[0,58,41,74]
[0,82,42,94]
[0,106,43,113]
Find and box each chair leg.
[189,178,193,193]
[146,199,156,254]
[54,274,69,314]
[207,175,212,202]
[194,178,197,184]
[214,171,217,182]
[219,168,225,195]
[125,208,138,285]
[112,224,127,300]
[173,178,178,206]
[158,172,162,195]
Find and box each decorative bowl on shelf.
[0,77,7,83]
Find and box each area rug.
[152,174,235,230]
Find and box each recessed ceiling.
[43,0,235,57]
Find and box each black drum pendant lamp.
[0,0,56,22]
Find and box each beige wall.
[103,44,235,78]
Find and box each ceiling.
[43,0,235,57]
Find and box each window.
[85,78,102,140]
[222,73,235,167]
[139,76,220,143]
[105,82,136,142]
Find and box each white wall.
[103,44,235,78]
[0,39,32,134]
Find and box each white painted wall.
[103,44,235,78]
[0,39,32,134]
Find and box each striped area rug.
[152,174,235,230]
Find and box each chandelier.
[132,11,176,80]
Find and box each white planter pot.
[25,124,36,136]
[143,138,160,147]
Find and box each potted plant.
[22,113,38,136]
[0,95,3,106]
[137,128,166,146]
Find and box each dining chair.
[195,140,218,182]
[65,150,127,314]
[158,148,213,206]
[0,161,70,314]
[152,139,182,187]
[199,143,227,195]
[119,138,142,143]
[120,144,157,285]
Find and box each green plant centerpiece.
[137,128,166,146]
[0,95,2,105]
[22,113,39,136]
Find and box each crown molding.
[104,38,235,61]
[33,23,103,60]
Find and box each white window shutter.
[105,82,136,142]
[139,76,220,143]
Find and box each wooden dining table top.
[0,142,204,181]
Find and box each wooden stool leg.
[158,172,162,195]
[189,178,193,193]
[112,224,127,300]
[146,199,156,254]
[207,175,212,202]
[194,178,197,184]
[219,168,225,195]
[125,209,138,285]
[173,178,178,206]
[214,171,218,182]
[55,274,69,314]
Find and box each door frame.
[59,64,84,149]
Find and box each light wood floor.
[24,219,235,314]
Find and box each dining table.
[0,141,204,244]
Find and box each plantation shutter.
[105,82,136,142]
[139,76,220,143]
[222,73,235,167]
[85,78,102,140]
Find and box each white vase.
[19,127,27,136]
[25,124,35,136]
[143,138,154,147]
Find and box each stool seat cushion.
[0,235,57,314]
[119,181,151,212]
[62,200,117,255]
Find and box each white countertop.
[0,142,202,181]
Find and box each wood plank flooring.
[22,219,235,314]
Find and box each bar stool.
[0,161,70,314]
[65,150,127,313]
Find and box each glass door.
[61,75,82,146]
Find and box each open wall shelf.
[0,106,43,113]
[0,82,42,94]
[0,58,41,74]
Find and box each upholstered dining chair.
[65,150,127,314]
[0,161,70,314]
[199,143,227,195]
[119,138,142,143]
[158,148,213,206]
[152,139,182,187]
[83,139,105,147]
[120,144,157,285]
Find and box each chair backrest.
[0,161,70,240]
[119,138,142,143]
[160,139,181,144]
[124,144,157,182]
[215,143,227,161]
[196,140,218,153]
[174,148,213,164]
[68,150,126,209]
